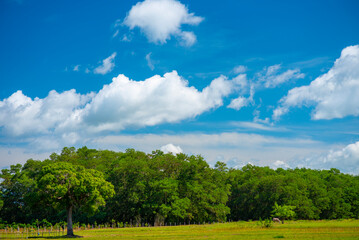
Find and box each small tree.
[271,202,296,224]
[38,162,115,236]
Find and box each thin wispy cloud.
[233,65,247,74]
[112,29,119,38]
[146,52,155,70]
[227,64,304,111]
[94,52,117,75]
[93,132,329,171]
[73,65,80,72]
[257,64,305,88]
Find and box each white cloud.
[81,71,234,132]
[232,74,248,92]
[272,107,288,120]
[226,73,251,111]
[227,84,254,110]
[257,64,304,88]
[227,96,248,110]
[123,0,203,46]
[114,19,122,28]
[274,45,359,120]
[233,65,247,74]
[160,143,183,154]
[94,52,117,75]
[0,90,93,137]
[178,31,197,47]
[146,52,155,70]
[112,29,120,38]
[253,109,271,124]
[227,64,304,112]
[0,71,237,137]
[296,141,359,175]
[73,65,80,72]
[122,34,132,42]
[229,121,280,131]
[273,160,290,169]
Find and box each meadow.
[2,220,359,239]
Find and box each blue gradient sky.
[1,0,359,174]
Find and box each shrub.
[257,218,273,228]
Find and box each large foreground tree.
[38,162,115,236]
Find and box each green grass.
[2,220,359,239]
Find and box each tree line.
[1,147,358,228]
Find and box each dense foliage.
[37,162,114,235]
[1,147,358,226]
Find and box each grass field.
[2,220,359,239]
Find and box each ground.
[1,220,359,239]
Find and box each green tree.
[177,156,230,222]
[37,162,115,236]
[0,164,38,223]
[271,202,296,223]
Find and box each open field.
[1,220,359,239]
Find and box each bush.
[257,218,273,228]
[81,223,86,229]
[41,219,52,227]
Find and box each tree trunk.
[67,205,74,236]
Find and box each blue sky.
[1,0,359,174]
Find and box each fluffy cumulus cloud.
[0,90,93,136]
[123,0,203,46]
[227,96,249,110]
[274,45,359,120]
[160,143,183,154]
[81,71,234,132]
[94,52,117,75]
[227,73,257,111]
[297,141,359,175]
[257,64,304,88]
[0,71,236,138]
[228,84,254,110]
[232,74,248,92]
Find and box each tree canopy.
[271,202,296,223]
[37,162,115,235]
[1,146,359,231]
